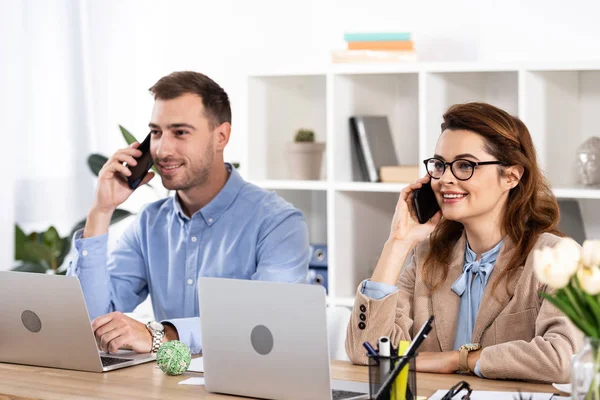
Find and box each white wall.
[78,0,600,176]
[8,0,600,240]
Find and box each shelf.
[246,75,326,181]
[332,72,419,182]
[553,187,600,199]
[335,182,407,193]
[332,63,421,75]
[246,63,600,316]
[250,61,600,79]
[251,180,328,191]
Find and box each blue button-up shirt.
[361,239,504,378]
[67,164,309,354]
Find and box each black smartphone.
[412,181,440,224]
[126,133,153,190]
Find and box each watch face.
[149,321,164,332]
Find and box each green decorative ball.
[156,340,191,375]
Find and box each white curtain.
[15,0,95,237]
[0,0,23,270]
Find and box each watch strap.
[147,321,165,353]
[151,330,164,353]
[459,346,470,373]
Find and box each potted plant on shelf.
[286,129,325,180]
[534,239,600,399]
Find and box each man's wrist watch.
[458,343,481,373]
[146,321,165,353]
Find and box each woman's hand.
[370,175,442,285]
[416,351,460,374]
[388,175,442,244]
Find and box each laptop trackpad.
[331,380,369,394]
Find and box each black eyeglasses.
[423,157,505,181]
[441,381,472,400]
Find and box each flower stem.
[564,286,586,319]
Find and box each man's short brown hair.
[149,71,231,128]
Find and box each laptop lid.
[199,278,334,400]
[0,271,105,372]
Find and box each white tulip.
[582,240,600,268]
[577,266,600,295]
[552,238,581,276]
[533,247,573,289]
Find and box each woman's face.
[431,129,513,226]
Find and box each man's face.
[149,93,217,191]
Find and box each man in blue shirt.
[67,71,309,355]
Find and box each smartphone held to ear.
[412,181,440,224]
[126,133,154,190]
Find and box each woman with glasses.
[345,102,581,383]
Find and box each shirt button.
[187,279,194,285]
[208,218,213,223]
[81,250,88,257]
[191,236,197,242]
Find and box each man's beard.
[162,163,211,191]
[159,148,214,191]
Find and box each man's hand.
[83,143,155,238]
[92,312,152,354]
[415,351,460,374]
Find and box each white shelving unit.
[245,61,600,307]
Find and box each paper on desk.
[187,357,204,372]
[428,390,556,400]
[178,377,205,385]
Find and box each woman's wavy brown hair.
[423,102,562,295]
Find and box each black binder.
[349,116,399,182]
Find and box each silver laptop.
[198,277,370,400]
[0,271,156,372]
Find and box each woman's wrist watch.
[146,321,165,353]
[458,343,481,373]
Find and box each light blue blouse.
[361,239,505,378]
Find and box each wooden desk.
[0,358,559,400]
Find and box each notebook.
[349,115,399,182]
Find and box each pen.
[363,341,379,357]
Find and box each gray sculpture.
[577,137,600,186]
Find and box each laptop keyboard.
[101,356,133,367]
[332,389,366,400]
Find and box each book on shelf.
[343,32,411,42]
[332,49,417,63]
[347,40,414,51]
[379,166,420,183]
[349,115,399,182]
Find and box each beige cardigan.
[345,232,582,383]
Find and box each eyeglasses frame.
[423,157,505,181]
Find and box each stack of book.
[332,32,417,63]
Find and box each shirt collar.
[173,163,245,226]
[464,238,505,266]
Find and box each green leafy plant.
[294,129,315,143]
[13,209,133,274]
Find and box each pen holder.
[367,353,417,400]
